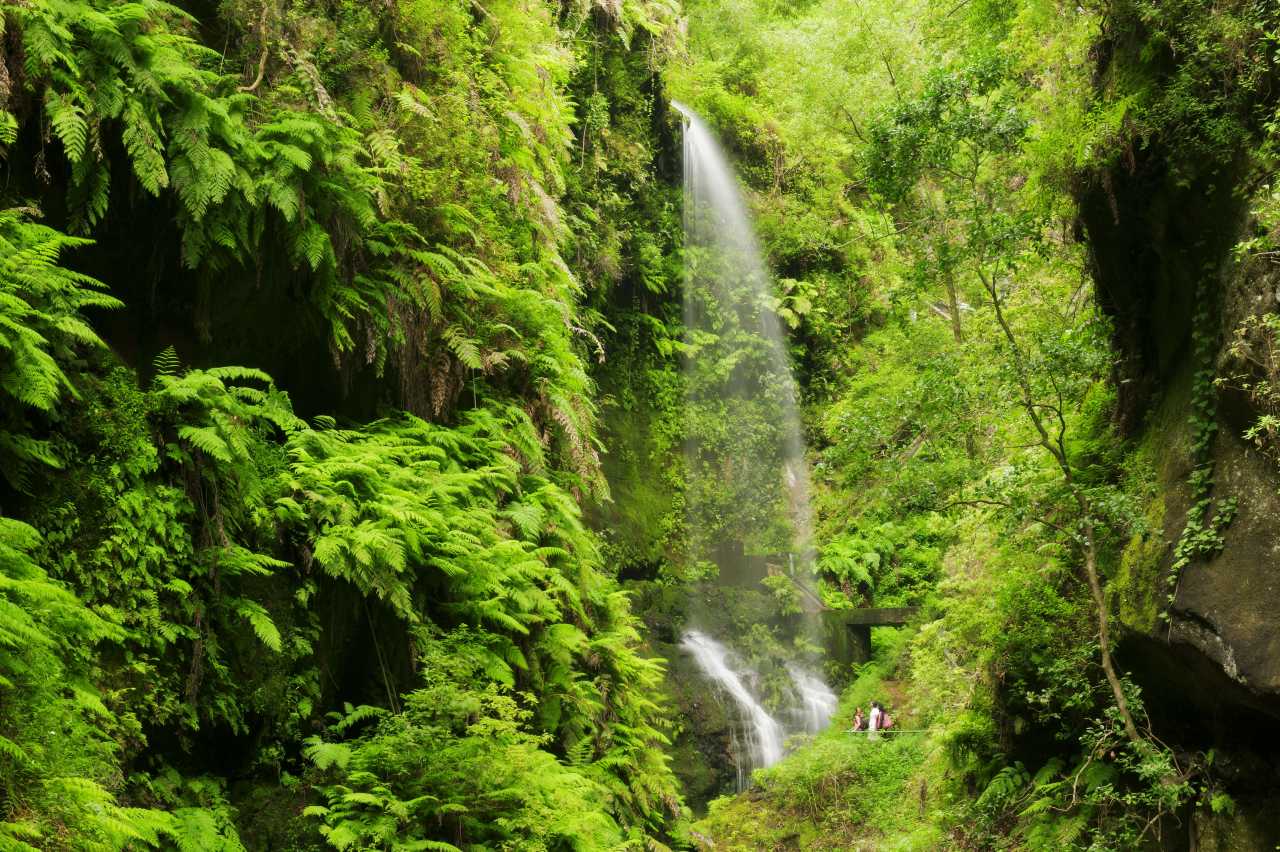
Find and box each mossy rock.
[1191,798,1280,852]
[1112,493,1167,635]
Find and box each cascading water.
[788,665,839,734]
[675,101,817,566]
[681,631,785,790]
[674,101,835,786]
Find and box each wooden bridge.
[712,543,919,665]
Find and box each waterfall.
[681,631,785,789]
[675,99,816,565]
[675,101,836,785]
[788,665,839,734]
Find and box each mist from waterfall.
[674,101,835,784]
[675,100,816,564]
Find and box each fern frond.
[232,598,282,653]
[442,325,483,370]
[122,100,169,195]
[152,345,181,377]
[303,737,353,771]
[44,89,88,163]
[177,425,233,463]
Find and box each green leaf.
[233,599,282,653]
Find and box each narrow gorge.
[0,0,1278,849]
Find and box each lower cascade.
[788,664,839,734]
[680,632,840,788]
[680,631,786,787]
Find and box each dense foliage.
[0,0,685,847]
[2,0,1279,847]
[658,0,1280,846]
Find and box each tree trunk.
[945,267,964,343]
[982,268,1143,747]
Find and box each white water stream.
[681,631,785,789]
[788,665,839,734]
[675,102,837,786]
[676,99,816,561]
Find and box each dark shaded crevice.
[313,578,417,714]
[1119,633,1280,780]
[1119,633,1280,850]
[1076,146,1248,435]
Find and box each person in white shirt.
[868,702,882,739]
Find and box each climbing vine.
[1163,276,1238,621]
[1221,312,1280,463]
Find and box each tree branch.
[940,497,1074,538]
[238,3,272,93]
[978,263,1143,746]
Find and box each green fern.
[153,345,181,377]
[0,111,17,147]
[0,517,174,845]
[977,761,1030,814]
[0,209,121,488]
[44,88,89,163]
[303,737,353,771]
[0,2,683,846]
[122,100,170,195]
[232,598,282,652]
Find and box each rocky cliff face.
[1106,236,1280,709]
[1184,251,1280,693]
[1077,123,1280,691]
[1081,141,1280,845]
